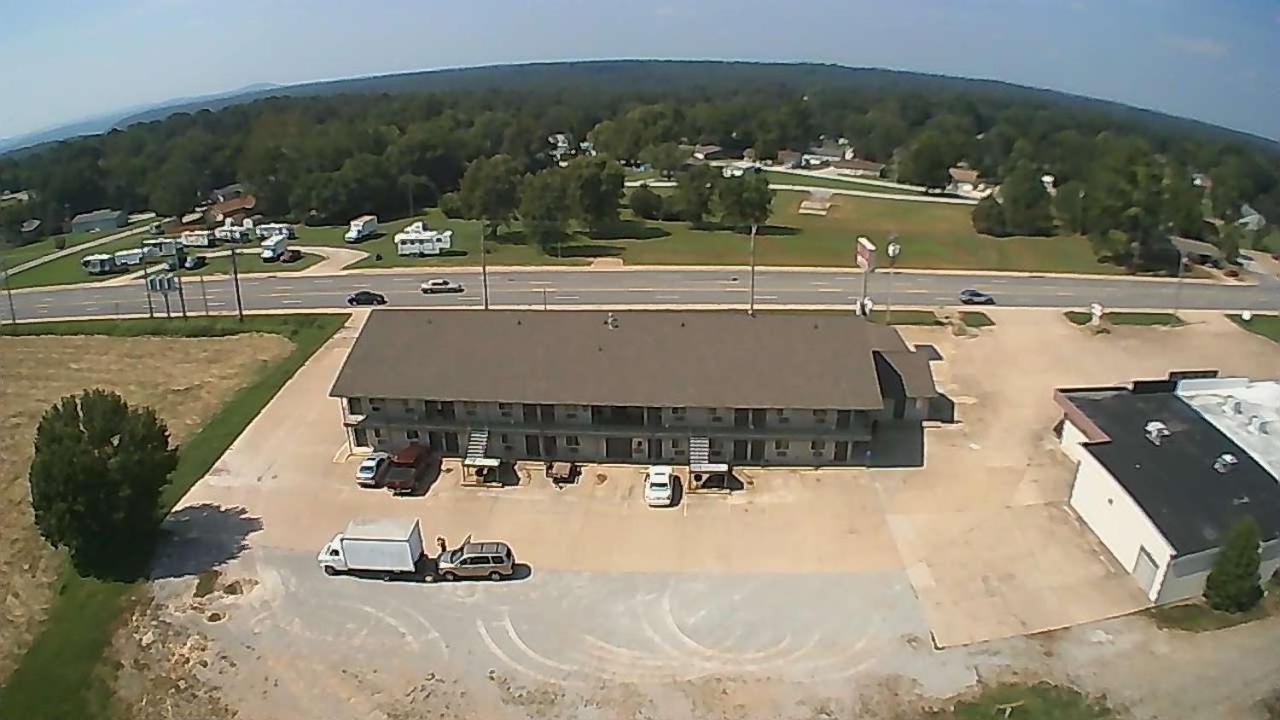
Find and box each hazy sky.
[1,0,1277,141]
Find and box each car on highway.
[643,465,677,507]
[958,288,995,305]
[354,451,390,487]
[435,537,515,581]
[420,278,465,294]
[346,290,388,306]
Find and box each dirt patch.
[0,332,291,682]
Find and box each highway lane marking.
[528,281,553,285]
[281,300,303,305]
[555,295,580,300]
[208,302,227,307]
[810,281,830,286]
[656,295,682,299]
[312,279,333,284]
[815,288,843,293]
[757,295,779,300]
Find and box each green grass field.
[0,315,346,719]
[1230,314,1280,343]
[959,311,996,327]
[1,220,152,279]
[761,170,922,195]
[1066,311,1185,327]
[940,682,1114,719]
[6,232,154,289]
[189,249,324,276]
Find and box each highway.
[4,267,1278,321]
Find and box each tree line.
[0,61,1275,267]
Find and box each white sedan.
[355,451,390,487]
[420,278,465,294]
[643,465,677,507]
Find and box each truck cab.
[317,534,351,574]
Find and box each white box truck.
[344,214,378,243]
[259,235,290,262]
[318,518,425,577]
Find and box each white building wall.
[1068,448,1176,602]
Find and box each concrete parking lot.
[144,307,1280,719]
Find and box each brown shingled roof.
[330,310,936,410]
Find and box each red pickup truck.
[383,445,432,496]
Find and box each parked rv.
[214,225,251,243]
[344,214,378,243]
[81,253,119,275]
[181,230,216,248]
[394,221,453,256]
[254,222,296,239]
[112,248,147,266]
[259,235,290,262]
[317,518,425,577]
[142,237,181,256]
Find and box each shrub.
[1205,516,1264,613]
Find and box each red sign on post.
[856,236,877,271]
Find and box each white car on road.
[420,278,465,294]
[355,451,390,487]
[643,465,676,507]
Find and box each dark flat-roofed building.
[331,310,940,468]
[70,208,127,233]
[1056,373,1280,603]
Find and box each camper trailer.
[344,215,378,243]
[112,248,147,266]
[81,253,119,275]
[259,235,290,262]
[214,225,251,243]
[181,230,216,248]
[142,237,181,256]
[394,222,453,257]
[254,222,295,239]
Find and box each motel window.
[462,401,477,416]
[370,398,385,412]
[671,407,686,417]
[347,398,364,414]
[406,430,420,441]
[500,433,510,444]
[671,438,682,449]
[811,440,826,452]
[373,428,384,439]
[711,415,723,423]
[813,410,828,421]
[566,436,581,447]
[774,440,788,451]
[399,399,411,410]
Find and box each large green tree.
[674,164,720,225]
[518,168,571,253]
[1000,163,1054,236]
[639,143,688,179]
[716,172,774,231]
[1205,516,1263,613]
[458,154,522,238]
[971,196,1006,236]
[28,389,178,575]
[898,130,966,189]
[566,155,625,233]
[628,185,664,221]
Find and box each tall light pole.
[229,245,245,322]
[0,256,16,329]
[885,238,901,325]
[1172,248,1187,318]
[481,227,490,310]
[748,222,758,316]
[140,236,155,318]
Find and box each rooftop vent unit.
[1248,415,1272,436]
[1223,399,1245,415]
[1214,453,1239,474]
[1144,420,1171,446]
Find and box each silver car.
[354,451,390,487]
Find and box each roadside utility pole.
[229,246,245,322]
[140,237,155,318]
[1172,249,1187,317]
[748,222,758,316]
[0,257,16,329]
[481,227,490,310]
[885,238,901,325]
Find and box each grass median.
[0,313,346,719]
[1230,314,1280,343]
[1066,311,1185,327]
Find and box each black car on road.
[347,290,388,306]
[958,288,995,305]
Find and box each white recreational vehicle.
[344,215,378,243]
[112,248,148,266]
[259,235,291,262]
[142,237,181,256]
[254,222,295,239]
[394,221,453,257]
[81,253,119,275]
[181,230,216,248]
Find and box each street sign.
[856,236,877,271]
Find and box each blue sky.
[0,0,1277,141]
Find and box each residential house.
[1056,373,1280,604]
[204,195,257,226]
[209,183,246,204]
[692,144,726,161]
[945,167,996,199]
[831,158,886,178]
[70,209,128,233]
[330,310,941,469]
[802,141,854,166]
[775,150,803,168]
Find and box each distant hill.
[107,61,1279,153]
[0,83,279,156]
